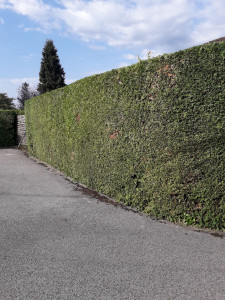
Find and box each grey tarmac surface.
[0,148,224,300]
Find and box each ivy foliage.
[0,110,24,147]
[26,42,225,230]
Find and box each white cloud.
[65,78,78,85]
[0,77,38,99]
[10,77,38,86]
[140,49,150,60]
[0,76,83,101]
[124,54,136,60]
[1,0,225,53]
[21,53,38,62]
[118,62,129,68]
[0,1,10,9]
[1,0,62,31]
[89,44,106,50]
[191,0,225,45]
[24,27,43,32]
[85,70,107,76]
[123,48,163,67]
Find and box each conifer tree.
[0,93,15,110]
[17,82,38,110]
[38,39,66,94]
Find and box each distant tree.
[38,39,66,94]
[17,82,38,110]
[0,93,15,110]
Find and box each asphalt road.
[0,148,224,300]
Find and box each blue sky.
[0,0,225,106]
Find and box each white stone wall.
[17,115,27,145]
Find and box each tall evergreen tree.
[17,82,38,110]
[38,39,66,94]
[0,93,15,110]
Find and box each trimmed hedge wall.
[26,42,225,229]
[0,110,24,147]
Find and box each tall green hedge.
[26,42,225,229]
[0,110,24,147]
